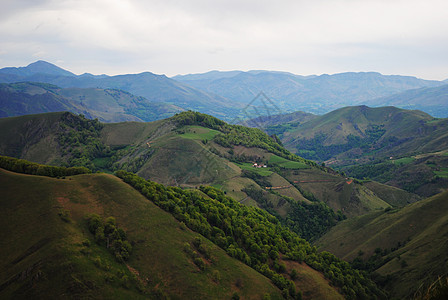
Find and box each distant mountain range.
[174,70,448,117]
[1,61,447,120]
[363,84,448,118]
[0,82,183,122]
[0,61,243,120]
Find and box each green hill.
[264,106,448,196]
[0,168,286,299]
[315,191,448,299]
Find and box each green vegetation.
[87,215,133,262]
[434,167,448,178]
[178,125,221,141]
[57,113,111,170]
[238,163,273,176]
[0,155,90,177]
[265,122,301,136]
[316,191,448,299]
[241,184,344,241]
[392,157,415,165]
[117,170,386,299]
[269,155,309,169]
[343,155,448,196]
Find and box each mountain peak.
[0,60,75,77]
[25,60,76,77]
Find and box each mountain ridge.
[173,70,445,115]
[0,82,183,122]
[0,61,243,121]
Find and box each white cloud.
[0,0,447,79]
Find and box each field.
[269,154,309,169]
[434,167,448,178]
[392,157,415,165]
[236,162,273,176]
[179,125,221,140]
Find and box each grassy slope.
[315,191,448,298]
[279,106,448,165]
[0,112,64,164]
[363,181,421,207]
[282,106,434,147]
[0,112,417,220]
[0,168,287,299]
[280,169,391,217]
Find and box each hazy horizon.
[1,0,448,80]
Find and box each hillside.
[0,61,243,121]
[174,70,444,114]
[0,168,286,299]
[241,111,316,129]
[0,111,422,245]
[366,83,448,118]
[266,106,448,196]
[0,82,183,122]
[315,191,448,299]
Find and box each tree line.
[0,155,90,177]
[116,170,387,299]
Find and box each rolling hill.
[365,83,448,118]
[1,156,394,299]
[0,82,183,122]
[0,168,286,299]
[262,105,448,196]
[2,110,445,299]
[315,190,448,299]
[0,111,422,244]
[0,61,243,121]
[174,70,445,115]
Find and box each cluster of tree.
[343,160,437,193]
[241,185,276,212]
[87,214,133,262]
[242,184,343,241]
[265,123,298,137]
[116,170,386,299]
[57,112,111,170]
[0,155,90,177]
[172,110,229,132]
[284,200,345,241]
[343,161,397,182]
[183,237,212,271]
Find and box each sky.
[1,0,447,80]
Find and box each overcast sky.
[1,0,447,80]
